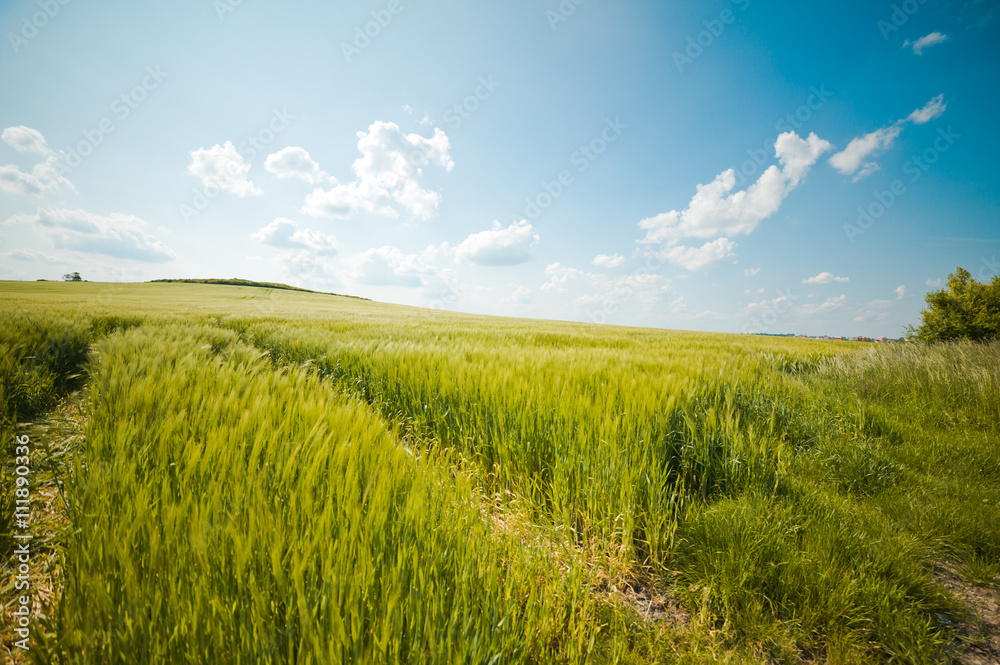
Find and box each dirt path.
[937,562,1000,665]
[1,391,85,662]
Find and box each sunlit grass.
[1,280,997,663]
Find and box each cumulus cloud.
[264,147,334,185]
[593,253,625,268]
[802,271,849,284]
[4,248,74,264]
[828,125,904,179]
[347,245,442,288]
[455,220,539,266]
[503,285,532,304]
[303,121,453,221]
[541,263,584,292]
[829,95,947,180]
[663,238,737,272]
[907,94,947,124]
[2,126,52,155]
[250,218,340,288]
[896,285,907,299]
[0,155,74,197]
[574,271,671,316]
[744,267,761,277]
[250,217,337,254]
[799,294,848,317]
[908,32,948,55]
[16,208,175,262]
[638,131,831,264]
[187,141,261,196]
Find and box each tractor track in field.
[1,391,85,663]
[936,562,1000,665]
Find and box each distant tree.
[62,272,82,282]
[907,267,1000,341]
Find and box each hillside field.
[1,280,998,664]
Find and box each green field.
[2,280,998,664]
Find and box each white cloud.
[926,278,942,288]
[455,220,539,266]
[907,94,947,124]
[187,141,261,197]
[0,156,74,197]
[895,285,906,299]
[249,218,341,289]
[828,125,903,178]
[573,272,671,321]
[830,95,947,179]
[502,285,532,304]
[2,126,52,155]
[304,121,453,221]
[593,253,625,268]
[910,32,948,55]
[663,238,737,271]
[347,245,440,288]
[17,208,175,262]
[541,263,584,292]
[744,267,761,277]
[250,218,337,254]
[4,248,75,264]
[639,131,831,258]
[744,288,765,295]
[265,147,335,185]
[802,271,849,284]
[799,294,848,317]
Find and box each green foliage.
[909,267,1000,341]
[62,272,82,282]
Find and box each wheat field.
[2,280,998,664]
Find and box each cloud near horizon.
[12,207,176,263]
[802,271,849,284]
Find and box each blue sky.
[1,0,998,337]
